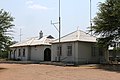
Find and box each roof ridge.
[43,37,47,43]
[29,37,36,45]
[54,30,78,41]
[79,30,96,38]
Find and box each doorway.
[44,48,51,61]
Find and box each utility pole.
[90,0,92,35]
[51,0,61,62]
[58,0,61,62]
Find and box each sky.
[0,0,105,42]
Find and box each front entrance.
[44,48,51,61]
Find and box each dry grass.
[0,64,120,80]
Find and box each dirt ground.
[0,64,120,80]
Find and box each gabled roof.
[53,30,97,43]
[10,35,54,48]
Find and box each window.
[91,46,96,56]
[57,45,62,56]
[67,45,72,56]
[18,49,21,57]
[23,49,25,57]
[91,46,98,57]
[10,50,12,54]
[99,49,103,56]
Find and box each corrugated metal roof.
[53,30,97,43]
[10,35,54,48]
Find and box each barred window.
[57,45,62,56]
[91,46,98,57]
[67,45,72,56]
[23,49,25,57]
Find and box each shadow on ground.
[73,64,120,73]
[93,64,120,73]
[0,68,7,71]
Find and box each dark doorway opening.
[44,48,51,61]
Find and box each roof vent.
[39,30,43,39]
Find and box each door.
[44,48,51,61]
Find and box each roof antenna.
[90,0,92,35]
[51,0,61,62]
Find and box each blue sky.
[0,0,105,41]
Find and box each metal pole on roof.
[58,0,61,62]
[90,0,92,35]
[51,0,61,62]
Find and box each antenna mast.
[58,0,61,62]
[51,0,61,62]
[90,0,92,35]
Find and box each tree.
[0,9,14,58]
[91,0,120,63]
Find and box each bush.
[0,51,8,58]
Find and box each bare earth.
[0,64,120,80]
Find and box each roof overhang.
[10,44,52,48]
[52,40,97,44]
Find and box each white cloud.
[26,0,33,5]
[28,4,49,10]
[26,0,49,11]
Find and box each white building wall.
[30,45,51,61]
[30,46,43,61]
[9,48,15,59]
[16,47,29,61]
[51,42,78,63]
[78,42,100,63]
[10,48,18,60]
[51,44,57,61]
[52,41,100,64]
[74,42,79,63]
[10,47,29,61]
[10,45,51,61]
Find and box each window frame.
[91,45,98,57]
[67,44,72,56]
[23,49,25,57]
[57,45,62,56]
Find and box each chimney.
[39,30,43,39]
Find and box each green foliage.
[0,51,8,58]
[91,0,120,48]
[0,9,14,58]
